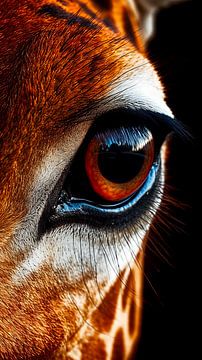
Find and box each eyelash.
[42,109,173,233]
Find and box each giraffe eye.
[84,127,154,202]
[43,109,182,230]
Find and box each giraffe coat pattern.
[0,0,183,359]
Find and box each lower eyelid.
[47,159,160,231]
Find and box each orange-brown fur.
[0,0,174,359]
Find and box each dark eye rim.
[46,160,161,232]
[49,159,160,218]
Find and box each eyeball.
[85,127,154,202]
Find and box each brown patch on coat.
[91,271,125,332]
[129,297,136,336]
[111,328,125,360]
[122,270,135,310]
[81,337,107,360]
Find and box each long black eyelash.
[95,108,188,139]
[76,109,189,159]
[95,125,150,146]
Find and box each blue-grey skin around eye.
[55,161,159,217]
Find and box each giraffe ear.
[134,0,188,41]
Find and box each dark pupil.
[98,143,145,184]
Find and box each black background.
[136,1,198,359]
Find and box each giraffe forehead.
[0,4,145,236]
[0,0,147,183]
[0,11,144,143]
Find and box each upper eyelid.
[56,100,185,143]
[60,108,179,175]
[79,108,184,142]
[103,108,184,135]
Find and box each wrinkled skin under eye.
[85,127,154,202]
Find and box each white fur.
[109,62,174,118]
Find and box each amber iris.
[85,130,154,202]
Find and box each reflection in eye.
[85,127,154,202]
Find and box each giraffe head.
[0,0,183,359]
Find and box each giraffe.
[0,0,185,359]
